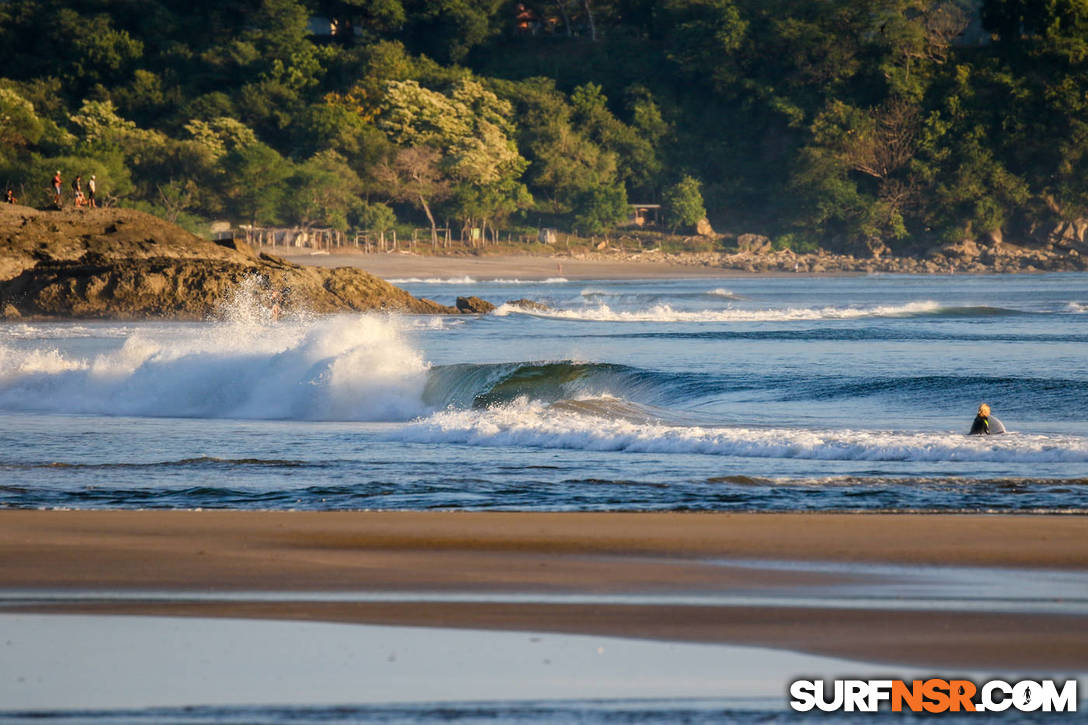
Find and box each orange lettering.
[923,679,951,713]
[949,680,977,712]
[892,680,924,712]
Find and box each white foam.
[389,277,568,285]
[396,399,1088,464]
[493,300,943,322]
[706,288,740,299]
[0,314,431,421]
[405,316,465,330]
[1065,302,1086,314]
[388,276,477,284]
[0,323,135,340]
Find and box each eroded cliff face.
[0,205,454,319]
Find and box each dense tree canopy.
[1,0,1086,251]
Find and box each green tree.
[573,181,628,235]
[372,146,450,245]
[222,142,293,225]
[663,175,706,232]
[401,0,504,63]
[571,82,661,195]
[356,201,397,234]
[285,151,363,231]
[0,87,44,156]
[378,78,529,235]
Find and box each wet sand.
[274,250,758,280]
[3,511,1086,669]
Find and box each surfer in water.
[970,403,996,434]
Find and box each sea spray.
[0,314,431,421]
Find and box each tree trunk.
[555,0,572,37]
[582,0,596,41]
[419,193,438,248]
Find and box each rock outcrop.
[455,295,497,314]
[504,298,550,312]
[0,205,456,319]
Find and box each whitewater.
[1,272,1086,512]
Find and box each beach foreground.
[3,511,1086,670]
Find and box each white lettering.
[1041,680,1078,713]
[1014,681,1043,712]
[789,680,816,712]
[981,680,1013,712]
[844,680,868,712]
[816,680,844,712]
[868,680,893,711]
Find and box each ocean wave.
[422,360,713,410]
[1066,301,1087,314]
[1,457,309,470]
[396,400,1088,464]
[493,300,948,322]
[0,309,707,420]
[0,314,432,421]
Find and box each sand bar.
[2,511,1087,668]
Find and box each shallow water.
[2,614,1081,722]
[1,273,1086,512]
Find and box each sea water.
[0,272,1086,512]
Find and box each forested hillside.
[1,0,1087,255]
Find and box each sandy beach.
[3,511,1086,670]
[273,250,760,280]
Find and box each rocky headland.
[0,205,456,319]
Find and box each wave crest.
[398,400,1088,464]
[493,301,946,322]
[0,315,430,421]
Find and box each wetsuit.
[969,414,990,435]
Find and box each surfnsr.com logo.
[789,679,1078,713]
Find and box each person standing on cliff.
[72,175,85,208]
[5,188,15,204]
[51,170,62,207]
[87,175,97,208]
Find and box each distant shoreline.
[274,249,777,280]
[272,247,1086,280]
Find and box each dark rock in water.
[0,205,456,318]
[456,295,496,314]
[504,298,550,311]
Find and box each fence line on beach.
[233,225,565,254]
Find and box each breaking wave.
[396,399,1088,464]
[0,311,710,421]
[493,301,957,322]
[0,315,432,421]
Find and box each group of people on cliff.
[49,170,97,209]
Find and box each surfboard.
[988,416,1006,434]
